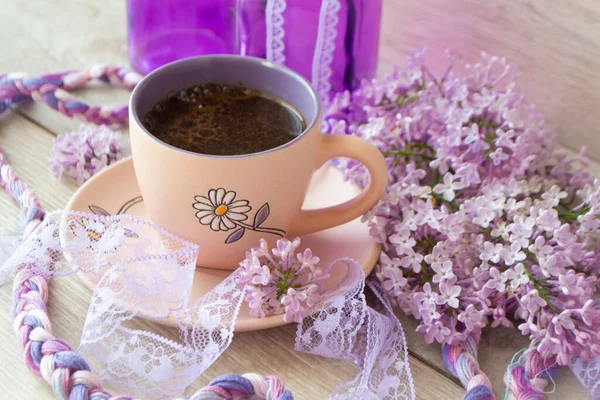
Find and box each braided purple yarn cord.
[442,334,495,400]
[1,145,293,399]
[0,147,45,233]
[503,348,558,400]
[0,65,141,126]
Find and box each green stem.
[410,143,435,153]
[276,269,296,299]
[558,211,583,220]
[557,205,592,221]
[468,116,499,158]
[395,95,420,108]
[382,149,435,161]
[522,249,559,313]
[432,169,441,187]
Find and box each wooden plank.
[0,114,464,399]
[0,0,130,137]
[0,115,79,211]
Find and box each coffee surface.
[142,83,306,156]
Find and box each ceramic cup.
[130,55,387,269]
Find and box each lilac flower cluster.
[236,238,331,323]
[50,124,122,185]
[324,50,600,365]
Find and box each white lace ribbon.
[265,0,287,65]
[311,0,342,104]
[265,0,341,104]
[0,211,414,399]
[571,357,600,399]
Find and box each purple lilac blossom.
[50,124,122,185]
[236,238,331,323]
[324,49,600,366]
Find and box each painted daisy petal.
[221,215,237,229]
[208,189,218,206]
[89,222,106,233]
[211,216,221,231]
[223,191,236,205]
[199,214,216,225]
[228,205,251,214]
[220,219,231,231]
[229,200,250,208]
[194,196,213,206]
[227,212,249,221]
[195,210,213,219]
[193,202,214,211]
[215,188,226,204]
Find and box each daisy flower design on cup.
[75,196,142,246]
[193,188,286,244]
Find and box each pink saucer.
[65,157,380,331]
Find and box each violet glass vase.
[126,0,382,97]
[126,0,241,75]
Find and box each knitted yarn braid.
[0,65,141,126]
[2,145,292,399]
[442,334,495,400]
[503,348,558,400]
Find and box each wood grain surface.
[0,0,596,399]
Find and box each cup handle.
[288,134,388,237]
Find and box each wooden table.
[0,1,597,399]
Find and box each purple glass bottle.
[126,0,382,97]
[126,0,240,74]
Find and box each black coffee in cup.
[142,83,306,156]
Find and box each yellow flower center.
[88,231,101,241]
[215,204,228,216]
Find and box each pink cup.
[129,55,387,269]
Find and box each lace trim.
[265,0,287,65]
[312,0,342,103]
[571,356,600,398]
[295,259,415,399]
[1,212,415,399]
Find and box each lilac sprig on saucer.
[324,49,600,397]
[236,238,331,323]
[50,124,122,185]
